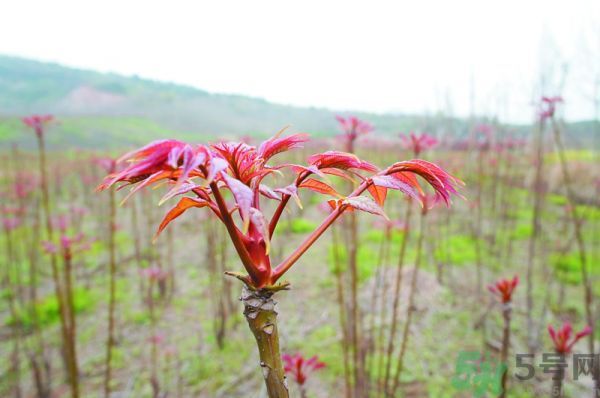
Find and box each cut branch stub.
[242,285,289,398]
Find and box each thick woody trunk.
[242,286,289,398]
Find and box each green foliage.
[289,218,318,234]
[364,228,404,244]
[7,288,95,329]
[546,149,596,163]
[434,234,477,266]
[548,194,567,206]
[509,223,532,240]
[327,243,378,282]
[552,252,582,285]
[577,205,600,221]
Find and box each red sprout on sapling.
[23,114,82,398]
[488,275,519,398]
[399,132,439,156]
[42,214,91,398]
[547,322,592,397]
[282,353,326,398]
[97,130,462,398]
[543,96,595,376]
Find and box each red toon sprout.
[539,96,563,120]
[335,115,373,151]
[488,275,519,304]
[548,322,592,354]
[400,132,438,156]
[22,114,54,137]
[282,353,326,386]
[98,130,462,289]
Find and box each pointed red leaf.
[371,175,419,202]
[299,179,341,197]
[221,173,254,232]
[308,151,378,172]
[257,132,309,162]
[155,197,209,240]
[259,184,281,200]
[343,196,388,219]
[367,183,388,206]
[275,184,303,209]
[249,207,271,254]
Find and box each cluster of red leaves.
[22,114,54,137]
[282,353,325,386]
[42,214,92,257]
[335,115,373,151]
[539,96,563,120]
[2,217,21,231]
[400,132,438,156]
[141,266,169,282]
[487,275,519,304]
[98,130,462,288]
[548,322,592,354]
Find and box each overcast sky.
[1,0,599,122]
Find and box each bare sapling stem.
[499,302,511,398]
[550,117,595,379]
[526,118,545,354]
[131,196,145,299]
[3,223,22,398]
[148,280,160,398]
[551,359,565,398]
[63,251,79,398]
[382,201,412,395]
[104,183,117,398]
[389,208,426,397]
[36,132,79,398]
[332,224,352,398]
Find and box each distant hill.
[0,55,597,149]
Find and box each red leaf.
[275,184,303,209]
[320,167,354,182]
[371,175,419,202]
[101,139,187,190]
[342,196,388,219]
[206,157,229,184]
[327,199,339,210]
[259,184,280,200]
[387,159,463,205]
[367,183,388,206]
[155,197,208,240]
[249,208,270,254]
[221,173,254,232]
[308,151,378,172]
[299,179,341,197]
[159,182,199,205]
[257,132,309,162]
[289,164,326,178]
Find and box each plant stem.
[332,224,352,398]
[551,359,564,398]
[36,133,78,398]
[104,184,117,398]
[63,251,79,398]
[550,118,595,358]
[382,202,412,395]
[348,209,363,395]
[131,196,145,299]
[499,303,511,398]
[241,285,289,398]
[390,208,426,397]
[526,118,545,354]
